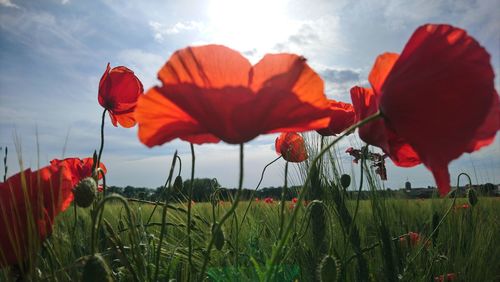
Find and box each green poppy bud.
[340,174,351,189]
[212,223,225,251]
[318,255,340,282]
[467,188,478,206]
[173,175,183,191]
[74,177,97,208]
[82,254,113,282]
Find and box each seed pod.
[82,254,113,282]
[318,255,339,282]
[74,177,97,208]
[212,223,225,251]
[173,175,183,191]
[340,174,351,189]
[467,188,478,206]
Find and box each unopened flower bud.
[340,174,351,189]
[74,177,97,208]
[467,188,478,206]
[82,254,113,282]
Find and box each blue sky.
[1,0,499,190]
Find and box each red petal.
[368,53,399,95]
[430,165,451,196]
[317,99,356,136]
[158,45,251,88]
[466,92,500,152]
[136,87,220,147]
[275,132,308,162]
[380,24,495,170]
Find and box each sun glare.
[208,0,295,57]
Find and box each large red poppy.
[351,24,499,196]
[98,63,144,128]
[50,157,107,187]
[316,99,356,136]
[135,45,331,146]
[275,132,308,163]
[0,164,73,267]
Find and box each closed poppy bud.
[173,175,183,191]
[467,188,478,206]
[212,223,225,251]
[98,63,144,128]
[74,177,97,208]
[340,174,351,189]
[82,254,113,282]
[317,255,340,282]
[275,132,308,162]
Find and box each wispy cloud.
[0,0,18,8]
[149,20,204,42]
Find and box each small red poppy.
[0,164,74,267]
[275,132,308,162]
[98,63,144,128]
[292,197,298,203]
[135,45,331,146]
[351,24,499,196]
[264,197,274,204]
[434,273,457,282]
[317,99,356,136]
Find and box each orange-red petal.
[275,132,308,162]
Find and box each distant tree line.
[106,179,498,202]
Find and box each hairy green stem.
[187,143,195,278]
[153,152,178,282]
[278,162,289,240]
[199,144,244,280]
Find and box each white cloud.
[0,0,19,8]
[149,20,204,42]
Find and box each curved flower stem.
[278,161,289,240]
[199,144,244,280]
[187,143,195,279]
[264,111,382,281]
[153,152,178,282]
[239,155,282,229]
[96,109,107,169]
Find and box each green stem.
[153,152,178,282]
[96,109,106,169]
[199,144,244,280]
[239,156,281,229]
[187,143,195,278]
[278,162,289,240]
[264,111,382,281]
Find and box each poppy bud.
[467,188,478,207]
[173,175,183,191]
[317,255,340,282]
[74,177,97,208]
[212,223,225,251]
[82,254,113,282]
[340,174,351,189]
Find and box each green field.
[3,193,498,281]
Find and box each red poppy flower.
[292,197,298,203]
[350,24,499,196]
[0,164,73,267]
[264,197,274,204]
[98,63,144,128]
[135,45,331,146]
[275,132,308,162]
[434,273,457,282]
[50,157,107,188]
[317,100,356,136]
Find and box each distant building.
[405,181,412,190]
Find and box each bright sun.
[208,0,295,56]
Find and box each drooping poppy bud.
[317,255,340,282]
[82,254,113,282]
[467,188,478,206]
[73,177,97,208]
[275,132,308,163]
[340,174,351,189]
[212,223,225,251]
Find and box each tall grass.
[1,136,499,281]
